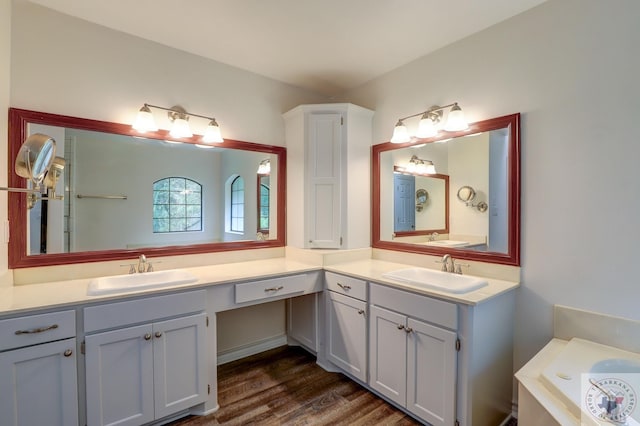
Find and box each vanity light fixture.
[390,102,469,143]
[257,159,271,174]
[407,154,436,174]
[133,103,224,143]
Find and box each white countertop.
[0,255,519,317]
[0,258,322,316]
[325,259,519,305]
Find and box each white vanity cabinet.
[369,283,458,426]
[325,272,368,382]
[284,103,374,249]
[0,310,78,426]
[84,290,207,426]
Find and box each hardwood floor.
[168,345,421,425]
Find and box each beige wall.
[344,0,640,370]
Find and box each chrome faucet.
[438,254,469,274]
[440,254,454,272]
[137,254,147,273]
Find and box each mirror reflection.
[9,108,285,268]
[27,126,278,255]
[373,113,520,265]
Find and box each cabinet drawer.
[0,310,75,352]
[235,273,320,304]
[325,272,367,301]
[84,290,206,333]
[370,283,457,330]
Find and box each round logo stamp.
[585,377,637,423]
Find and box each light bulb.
[444,103,469,132]
[202,119,223,143]
[170,117,193,138]
[417,114,438,138]
[390,120,410,143]
[132,105,158,133]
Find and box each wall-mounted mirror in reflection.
[373,113,520,266]
[8,108,286,268]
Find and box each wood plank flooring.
[168,345,422,425]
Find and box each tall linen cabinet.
[284,103,374,249]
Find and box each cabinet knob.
[405,327,413,334]
[63,349,73,357]
[397,324,405,330]
[144,333,152,341]
[155,331,163,338]
[357,309,365,315]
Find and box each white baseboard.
[217,335,288,365]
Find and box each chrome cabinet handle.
[155,331,163,338]
[337,283,351,290]
[63,349,73,357]
[264,286,284,292]
[144,333,152,341]
[15,324,59,335]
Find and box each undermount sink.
[423,240,470,248]
[87,269,198,296]
[382,267,488,294]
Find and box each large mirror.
[373,113,520,266]
[8,108,286,268]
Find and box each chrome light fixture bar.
[390,102,469,144]
[406,154,436,174]
[133,103,224,143]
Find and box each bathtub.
[517,338,640,425]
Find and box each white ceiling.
[26,0,546,96]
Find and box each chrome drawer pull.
[15,324,59,335]
[337,283,351,290]
[264,286,284,292]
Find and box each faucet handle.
[454,262,470,274]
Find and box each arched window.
[230,176,244,232]
[153,177,202,233]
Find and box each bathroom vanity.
[0,253,518,426]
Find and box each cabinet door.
[288,293,317,351]
[327,291,367,382]
[153,313,207,419]
[369,305,407,406]
[86,324,154,426]
[0,338,78,426]
[307,113,342,248]
[406,318,457,426]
